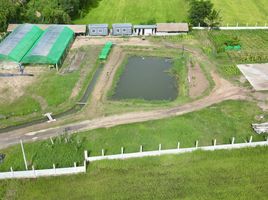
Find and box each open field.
[0,100,266,171]
[1,147,267,200]
[74,0,268,25]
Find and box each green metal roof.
[0,24,43,62]
[22,26,74,65]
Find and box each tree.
[188,0,213,26]
[204,9,222,29]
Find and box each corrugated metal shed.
[8,24,86,34]
[133,25,157,29]
[157,23,189,32]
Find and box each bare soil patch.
[188,63,209,98]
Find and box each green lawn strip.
[1,147,267,200]
[0,100,265,171]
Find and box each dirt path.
[0,38,247,149]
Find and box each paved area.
[237,63,268,91]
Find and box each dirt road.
[0,38,247,150]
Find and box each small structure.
[88,24,109,36]
[252,122,268,134]
[133,25,157,36]
[112,23,132,36]
[156,23,189,35]
[44,113,56,123]
[99,42,113,60]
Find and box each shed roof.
[22,26,74,65]
[156,23,189,32]
[88,24,109,28]
[133,25,157,29]
[112,23,132,28]
[0,24,43,62]
[8,24,86,34]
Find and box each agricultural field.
[208,30,268,63]
[0,45,101,128]
[0,100,265,171]
[1,147,267,199]
[74,0,268,25]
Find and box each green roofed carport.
[0,24,43,63]
[22,25,74,67]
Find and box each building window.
[116,28,120,33]
[92,29,96,33]
[98,29,103,33]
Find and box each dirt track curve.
[0,38,247,149]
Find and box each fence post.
[140,145,143,153]
[53,164,56,175]
[50,137,54,145]
[121,147,124,155]
[249,136,253,143]
[256,22,258,27]
[177,142,180,149]
[102,149,105,157]
[20,140,28,170]
[213,139,217,146]
[32,165,36,177]
[236,22,239,27]
[10,167,14,178]
[84,150,88,160]
[195,141,199,148]
[74,162,77,173]
[84,160,87,172]
[231,137,235,145]
[227,23,229,27]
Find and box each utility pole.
[20,140,28,170]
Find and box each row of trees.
[0,0,97,32]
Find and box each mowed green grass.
[74,0,268,25]
[0,100,265,171]
[1,147,267,200]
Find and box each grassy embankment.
[0,146,267,199]
[74,0,268,25]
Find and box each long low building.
[7,24,86,35]
[156,23,189,34]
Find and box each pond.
[112,56,178,101]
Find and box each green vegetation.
[1,147,267,199]
[208,30,268,63]
[0,45,101,128]
[73,0,268,25]
[0,100,265,171]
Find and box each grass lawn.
[0,147,267,199]
[73,0,268,25]
[0,100,266,171]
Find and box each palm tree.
[204,9,222,30]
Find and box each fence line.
[193,26,268,30]
[85,138,268,162]
[0,161,86,180]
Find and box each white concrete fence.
[0,161,86,180]
[193,23,268,30]
[85,137,268,162]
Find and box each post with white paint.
[10,167,14,178]
[84,160,87,172]
[20,140,28,170]
[177,142,180,149]
[102,149,105,157]
[53,164,56,175]
[32,166,36,177]
[50,137,54,145]
[121,147,124,155]
[84,150,88,160]
[213,139,217,146]
[231,137,235,145]
[140,145,143,153]
[249,136,253,143]
[74,162,77,173]
[195,141,199,148]
[236,22,239,27]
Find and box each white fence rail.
[0,161,86,180]
[193,26,268,30]
[85,138,268,162]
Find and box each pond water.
[112,56,178,101]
